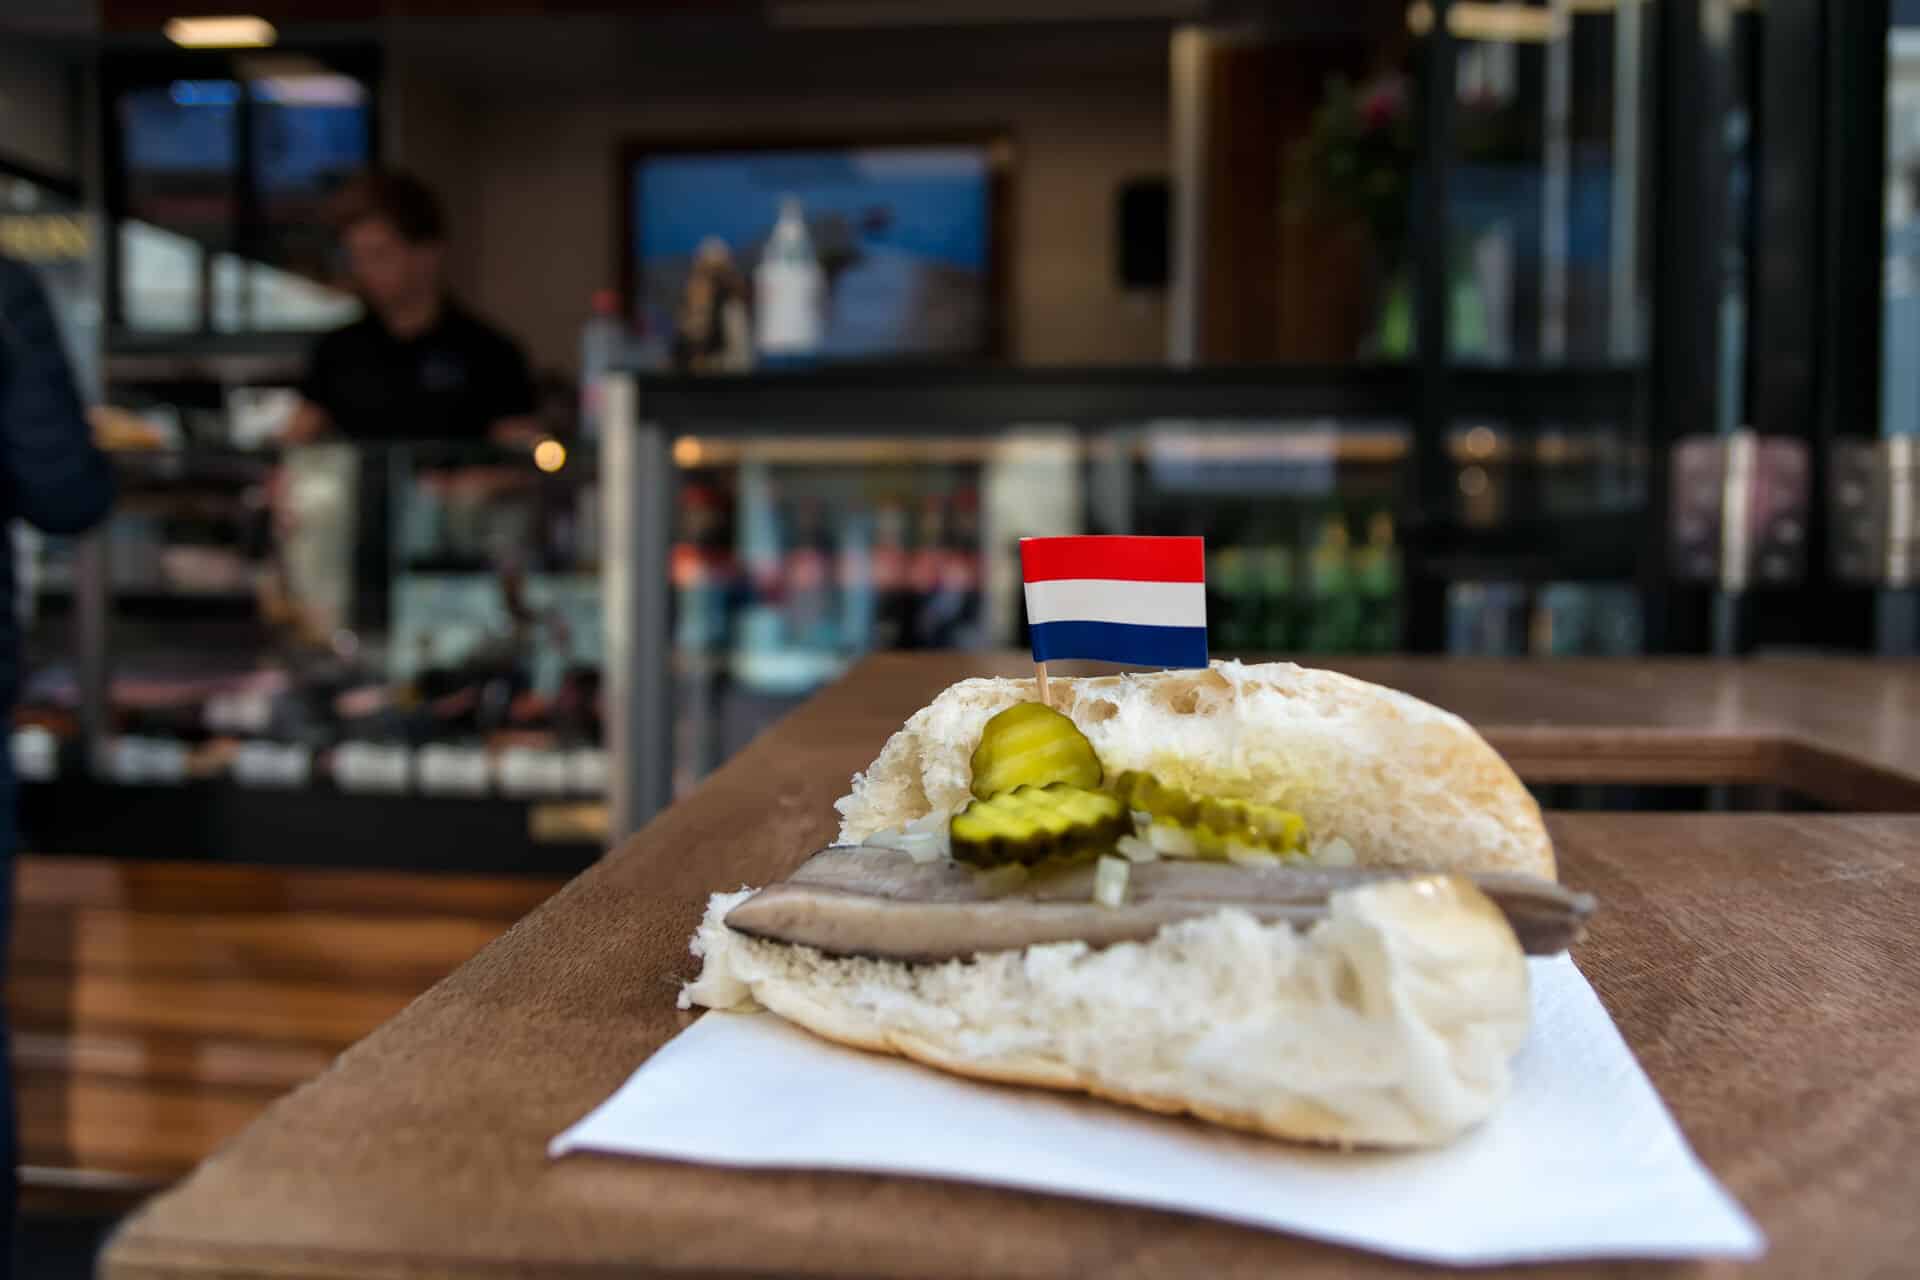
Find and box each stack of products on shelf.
[9,650,609,799]
[671,470,986,696]
[1200,504,1403,656]
[399,462,599,574]
[12,441,610,802]
[1446,582,1643,656]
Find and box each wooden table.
[103,657,1920,1279]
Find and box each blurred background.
[1,0,1916,1267]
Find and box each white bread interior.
[835,660,1554,881]
[681,875,1532,1148]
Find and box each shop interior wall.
[0,36,80,181]
[383,19,1172,373]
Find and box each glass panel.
[1446,581,1640,654]
[120,220,203,333]
[1721,4,1760,434]
[1439,412,1643,655]
[1444,0,1652,364]
[1447,581,1530,653]
[1886,17,1920,437]
[1533,582,1641,654]
[1449,420,1643,524]
[212,249,246,332]
[113,69,371,335]
[211,253,361,333]
[118,80,239,329]
[670,432,1079,791]
[119,79,240,230]
[24,440,606,864]
[663,419,1411,792]
[246,72,369,328]
[85,443,605,810]
[1128,422,1407,655]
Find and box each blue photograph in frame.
[626,138,1006,363]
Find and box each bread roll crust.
[836,661,1554,881]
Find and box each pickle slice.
[969,702,1103,800]
[950,782,1128,869]
[1108,770,1307,859]
[1109,770,1198,826]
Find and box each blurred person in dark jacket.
[287,171,541,445]
[0,256,116,1244]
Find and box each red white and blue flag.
[1020,536,1208,669]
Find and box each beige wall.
[381,60,486,298]
[392,24,1170,373]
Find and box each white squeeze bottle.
[754,196,825,364]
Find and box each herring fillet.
[724,845,1595,961]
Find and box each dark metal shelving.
[627,363,1641,434]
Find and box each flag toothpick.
[1018,536,1209,691]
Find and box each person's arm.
[487,415,544,447]
[286,335,339,445]
[0,260,114,534]
[283,397,335,446]
[484,333,545,447]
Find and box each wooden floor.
[7,857,563,1197]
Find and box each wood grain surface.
[10,858,561,1188]
[102,657,1920,1279]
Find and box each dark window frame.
[100,44,384,346]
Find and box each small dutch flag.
[1019,536,1209,677]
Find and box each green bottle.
[1354,509,1401,653]
[1304,514,1357,653]
[1258,532,1295,654]
[1211,541,1254,656]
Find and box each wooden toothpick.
[1035,661,1051,707]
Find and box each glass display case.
[14,437,607,872]
[600,366,1652,837]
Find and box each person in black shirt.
[289,172,540,445]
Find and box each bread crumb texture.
[681,874,1531,1148]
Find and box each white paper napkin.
[552,956,1763,1266]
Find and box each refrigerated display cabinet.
[598,365,1652,838]
[15,438,608,872]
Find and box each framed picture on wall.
[619,133,1013,367]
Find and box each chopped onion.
[1146,823,1200,858]
[1093,855,1129,908]
[1225,843,1282,866]
[1315,835,1357,867]
[1114,833,1160,863]
[864,811,952,863]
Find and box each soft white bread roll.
[836,660,1554,881]
[682,874,1532,1148]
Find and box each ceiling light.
[1408,2,1565,43]
[164,16,277,49]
